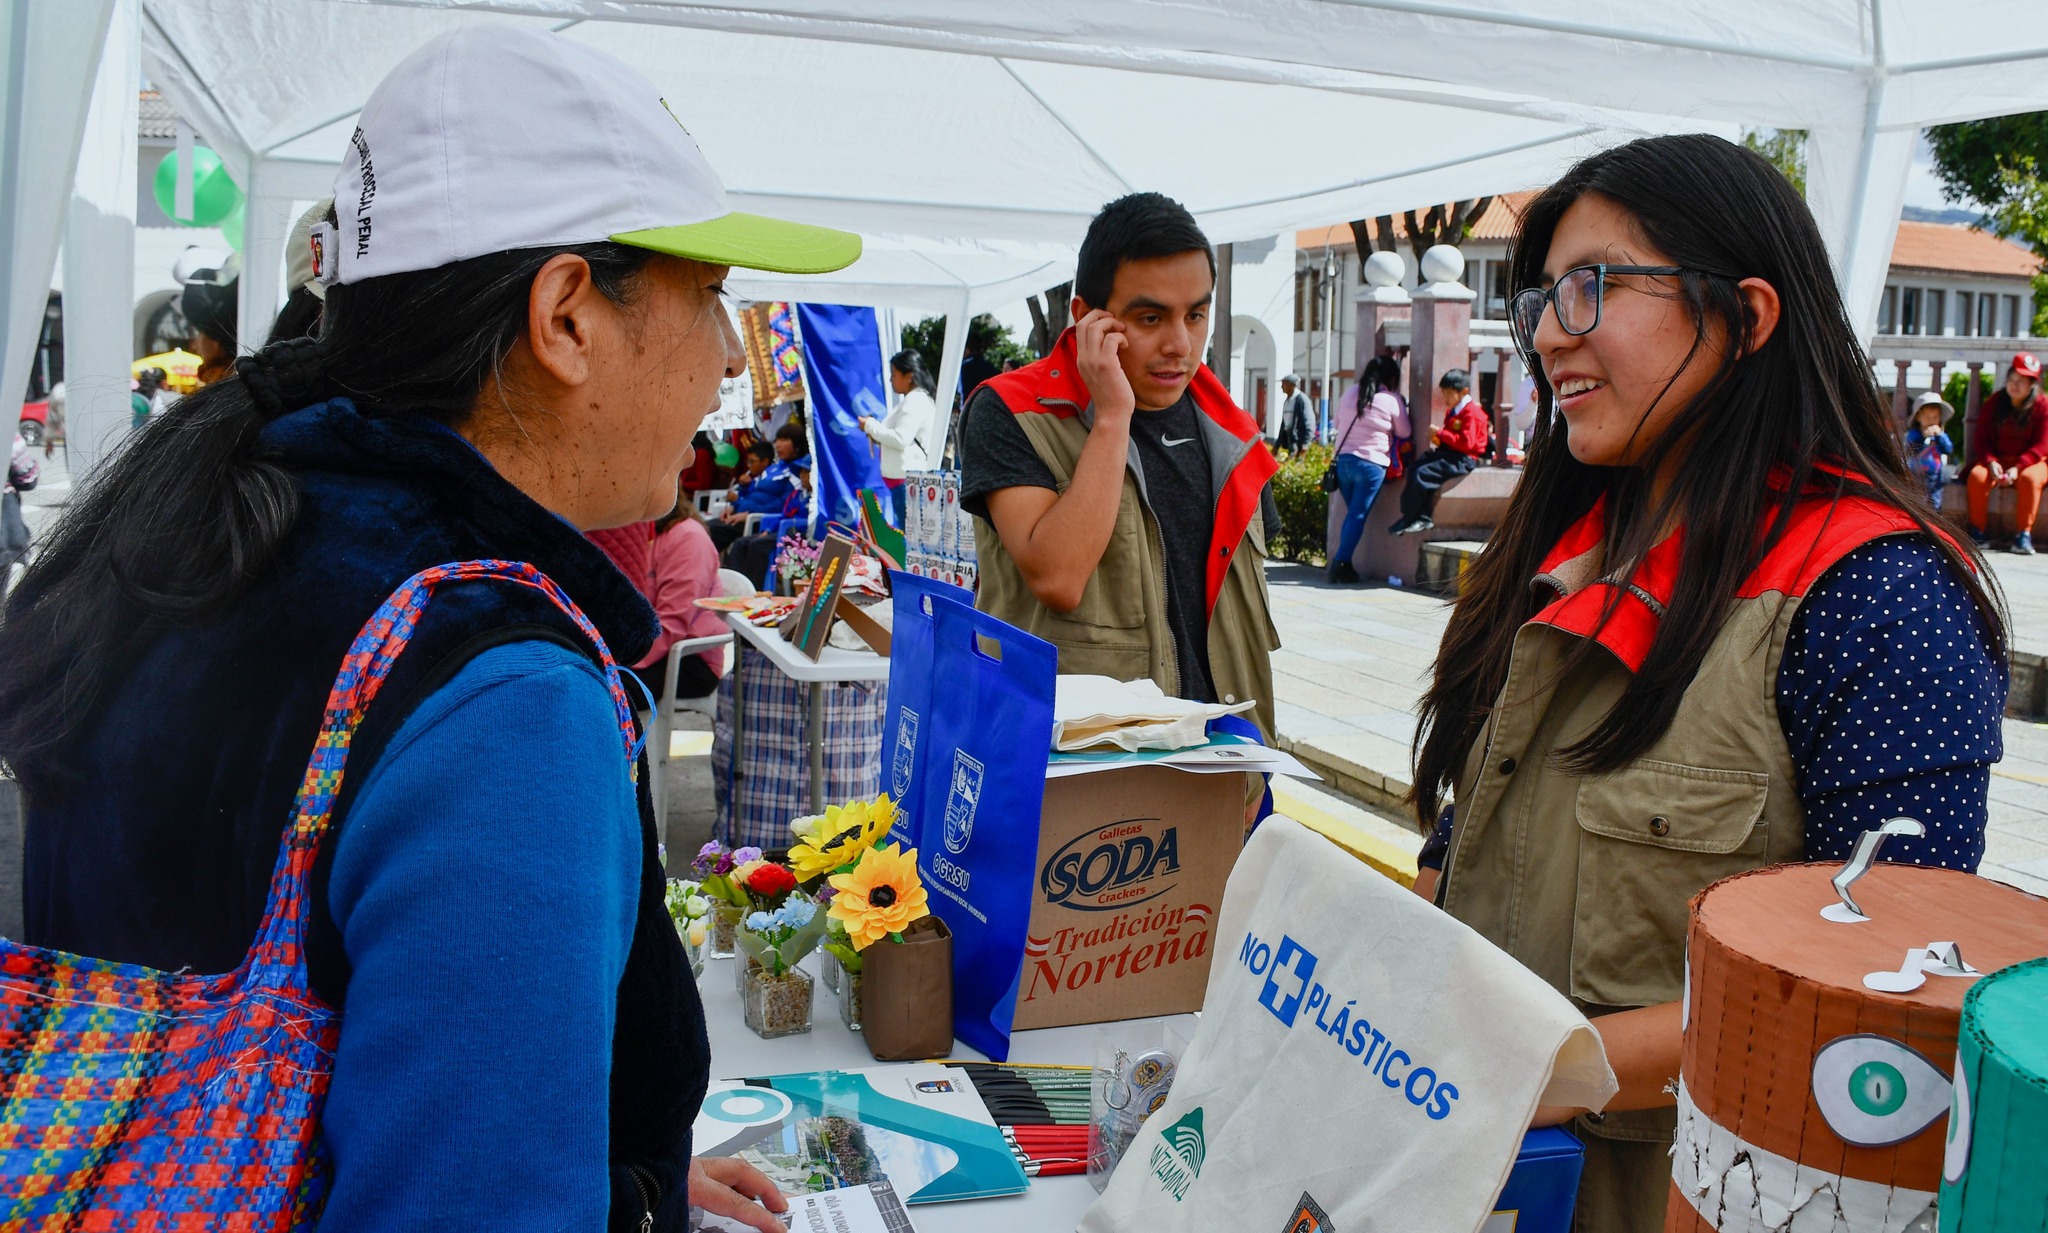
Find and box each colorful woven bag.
[0,560,639,1228]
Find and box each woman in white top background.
[862,349,938,525]
[1328,354,1411,583]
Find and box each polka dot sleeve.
[1776,536,2005,871]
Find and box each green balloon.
[153,145,243,228]
[713,441,740,468]
[221,200,244,252]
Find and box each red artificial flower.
[743,862,797,898]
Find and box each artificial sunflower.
[827,844,930,950]
[788,793,899,885]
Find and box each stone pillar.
[1928,360,1946,397]
[1352,249,1410,372]
[1892,360,1911,425]
[1964,362,1985,464]
[1407,244,1476,435]
[1490,346,1512,466]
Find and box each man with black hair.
[960,191,1282,739]
[1389,368,1489,536]
[1276,374,1311,452]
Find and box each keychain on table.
[1100,1046,1178,1164]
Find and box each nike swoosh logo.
[1162,436,1195,446]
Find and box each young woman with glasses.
[1408,134,2006,1233]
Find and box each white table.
[722,613,891,815]
[698,947,1193,1233]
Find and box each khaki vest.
[1438,495,1929,1233]
[973,406,1282,742]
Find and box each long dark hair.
[889,348,936,398]
[1410,133,2004,826]
[1357,354,1403,406]
[0,240,656,791]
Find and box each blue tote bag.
[914,598,1056,1061]
[880,571,974,850]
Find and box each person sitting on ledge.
[1389,368,1489,536]
[1964,351,2048,555]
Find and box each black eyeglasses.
[1509,264,1735,358]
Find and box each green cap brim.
[612,212,861,275]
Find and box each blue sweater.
[319,641,638,1231]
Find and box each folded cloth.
[1051,675,1255,753]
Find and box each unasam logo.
[889,709,918,803]
[1285,1192,1335,1233]
[1039,817,1182,911]
[942,750,984,855]
[1149,1107,1205,1200]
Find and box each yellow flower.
[827,844,929,950]
[788,794,899,885]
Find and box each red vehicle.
[17,399,48,446]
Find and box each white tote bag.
[1079,816,1618,1233]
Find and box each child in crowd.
[1389,368,1489,535]
[1906,391,1953,511]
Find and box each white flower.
[684,895,711,919]
[790,814,827,842]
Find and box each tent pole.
[235,169,293,353]
[1211,242,1232,394]
[931,292,970,470]
[61,0,139,480]
[0,0,114,455]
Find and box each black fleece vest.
[21,400,709,1230]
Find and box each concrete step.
[1416,539,1486,596]
[1272,728,1425,833]
[1271,777,1421,888]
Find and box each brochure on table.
[691,1064,1028,1205]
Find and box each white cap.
[322,24,858,286]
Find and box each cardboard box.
[1010,764,1247,1031]
[1487,1128,1584,1233]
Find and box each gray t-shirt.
[959,388,1219,703]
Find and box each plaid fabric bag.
[0,560,638,1228]
[710,641,886,849]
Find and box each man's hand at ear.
[983,309,1136,614]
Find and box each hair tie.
[236,337,326,420]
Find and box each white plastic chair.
[648,567,756,842]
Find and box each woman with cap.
[0,25,858,1233]
[1965,351,2048,554]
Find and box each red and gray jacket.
[971,328,1283,737]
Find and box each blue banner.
[794,303,888,537]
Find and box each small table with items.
[718,611,890,827]
[697,946,1185,1232]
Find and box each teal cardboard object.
[1496,1127,1585,1233]
[1941,958,2048,1233]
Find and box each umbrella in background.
[133,349,202,394]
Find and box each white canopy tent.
[123,0,1715,412]
[9,2,2048,452]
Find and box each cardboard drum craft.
[1940,957,2048,1232]
[1669,861,2048,1232]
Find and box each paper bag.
[1080,816,1616,1233]
[860,916,954,1061]
[881,571,974,849]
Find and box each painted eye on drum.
[1943,1053,1973,1185]
[1811,1034,1953,1148]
